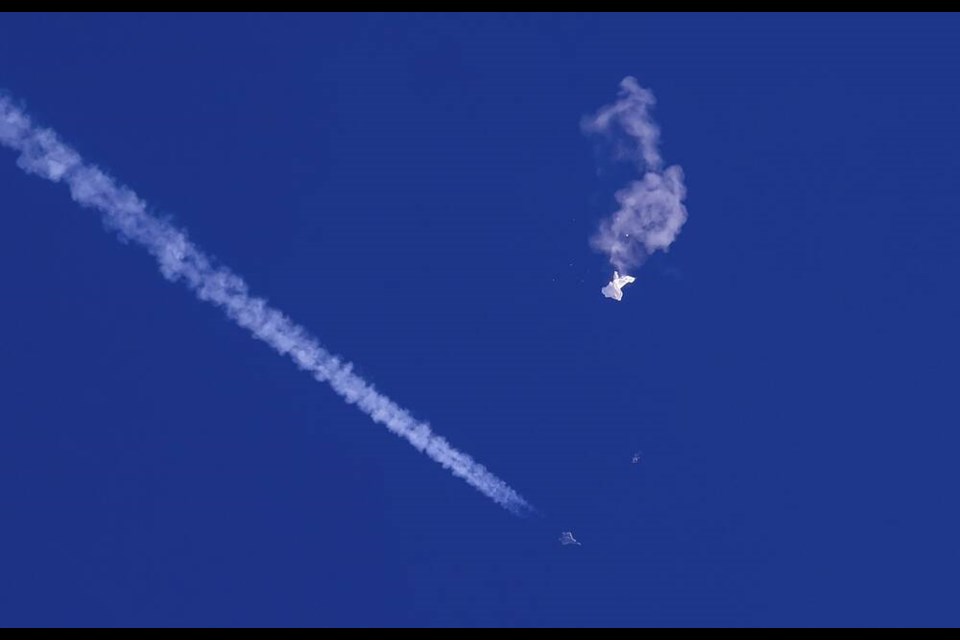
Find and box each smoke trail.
[0,94,531,515]
[582,77,688,275]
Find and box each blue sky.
[1,13,959,627]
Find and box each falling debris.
[559,531,581,546]
[583,78,688,293]
[601,271,636,301]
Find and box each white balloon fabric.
[601,271,636,301]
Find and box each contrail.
[582,77,688,277]
[0,94,532,515]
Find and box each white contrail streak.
[0,94,531,515]
[583,77,688,275]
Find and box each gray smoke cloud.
[582,77,688,274]
[0,94,532,516]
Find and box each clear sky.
[1,13,958,627]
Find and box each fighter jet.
[559,531,581,546]
[601,271,636,301]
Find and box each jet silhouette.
[559,531,581,546]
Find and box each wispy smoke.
[582,77,688,274]
[0,94,532,516]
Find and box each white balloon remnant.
[601,271,636,301]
